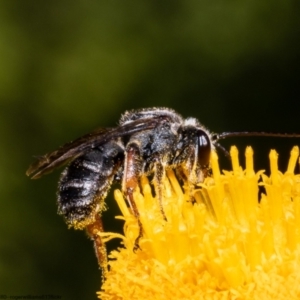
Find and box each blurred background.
[1,0,299,298]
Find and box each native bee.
[27,107,300,275]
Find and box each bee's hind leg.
[86,214,108,278]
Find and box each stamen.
[99,146,300,300]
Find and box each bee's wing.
[26,118,160,179]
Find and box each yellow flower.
[98,146,300,300]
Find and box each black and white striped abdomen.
[57,141,124,229]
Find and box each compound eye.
[197,130,211,166]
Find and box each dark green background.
[1,1,299,299]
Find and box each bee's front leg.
[152,155,168,221]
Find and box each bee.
[26,107,300,276]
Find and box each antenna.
[213,132,300,141]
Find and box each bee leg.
[179,150,212,203]
[86,214,108,278]
[127,191,144,252]
[153,158,168,221]
[122,143,143,251]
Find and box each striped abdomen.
[57,141,124,229]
